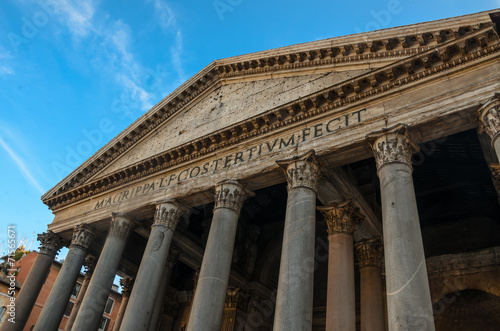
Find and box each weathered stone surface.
[47,60,500,234]
[97,71,369,178]
[33,10,500,331]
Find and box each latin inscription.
[94,109,366,210]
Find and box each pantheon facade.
[4,9,500,331]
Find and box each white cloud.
[0,65,15,76]
[150,0,186,83]
[0,137,45,194]
[57,0,96,38]
[153,0,177,33]
[6,0,183,112]
[171,30,185,82]
[119,74,154,111]
[49,1,156,111]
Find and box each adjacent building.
[1,252,122,331]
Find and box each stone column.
[478,93,500,189]
[64,256,96,331]
[159,298,179,331]
[112,277,134,331]
[273,150,321,331]
[72,213,135,331]
[187,180,253,331]
[34,224,95,331]
[1,231,63,331]
[366,124,435,330]
[478,93,500,159]
[148,246,179,331]
[221,288,242,331]
[317,200,363,331]
[120,200,188,330]
[355,238,385,331]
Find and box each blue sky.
[0,0,499,258]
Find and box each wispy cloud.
[48,0,155,111]
[151,0,186,83]
[56,0,96,38]
[0,65,15,76]
[6,0,181,112]
[0,137,44,194]
[153,0,177,32]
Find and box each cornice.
[43,24,500,211]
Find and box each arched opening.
[434,289,500,330]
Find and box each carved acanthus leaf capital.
[477,93,500,144]
[69,223,95,252]
[83,255,96,278]
[37,231,64,257]
[109,212,136,241]
[366,124,419,171]
[120,277,134,298]
[317,200,364,236]
[355,237,383,269]
[277,150,322,192]
[154,199,190,230]
[214,180,254,214]
[490,163,500,189]
[225,288,248,310]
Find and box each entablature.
[43,25,500,212]
[41,15,498,204]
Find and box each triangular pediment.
[92,69,372,179]
[42,10,500,210]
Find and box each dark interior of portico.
[107,128,500,330]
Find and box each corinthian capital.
[317,200,363,236]
[355,237,383,269]
[83,255,96,278]
[276,150,321,192]
[366,124,419,171]
[154,199,190,230]
[214,180,254,214]
[120,277,134,298]
[477,93,500,144]
[109,212,136,241]
[37,231,64,258]
[491,163,500,189]
[69,223,95,251]
[225,288,248,309]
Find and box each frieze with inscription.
[93,109,366,210]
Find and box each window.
[103,297,114,315]
[98,316,110,331]
[72,282,82,298]
[63,301,74,317]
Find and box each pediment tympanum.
[42,14,500,212]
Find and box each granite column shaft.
[367,125,434,331]
[64,256,96,331]
[1,231,63,331]
[34,224,95,331]
[318,201,362,331]
[356,238,385,331]
[120,200,188,331]
[112,277,133,331]
[187,180,253,331]
[148,247,178,331]
[72,213,135,331]
[273,151,321,331]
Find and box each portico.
[5,10,500,331]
